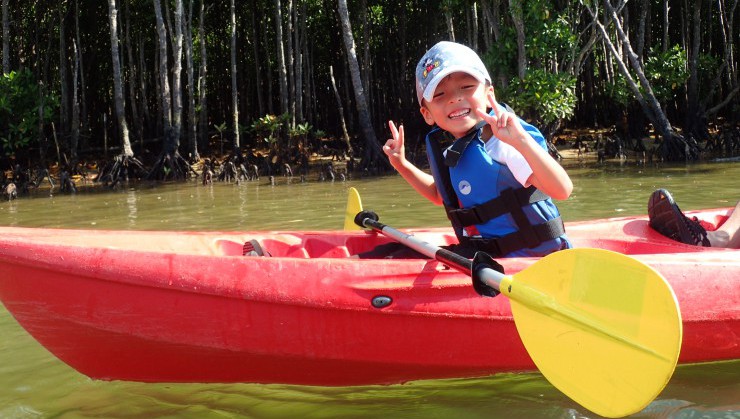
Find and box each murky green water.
[1,160,738,418]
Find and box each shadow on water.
[0,160,739,418]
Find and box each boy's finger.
[476,108,497,125]
[388,120,398,138]
[490,98,505,116]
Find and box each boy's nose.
[449,91,463,102]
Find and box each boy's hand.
[475,96,528,148]
[383,121,406,170]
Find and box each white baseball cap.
[415,41,491,105]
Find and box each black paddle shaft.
[354,211,503,297]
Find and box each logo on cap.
[422,57,440,79]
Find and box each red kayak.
[0,208,737,386]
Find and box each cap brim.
[422,65,487,103]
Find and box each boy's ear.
[419,105,436,126]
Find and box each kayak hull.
[0,208,737,385]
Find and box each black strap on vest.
[447,187,549,227]
[444,121,487,167]
[450,186,565,257]
[459,216,565,257]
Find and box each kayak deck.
[0,208,731,258]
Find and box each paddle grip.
[471,251,503,298]
[354,210,379,228]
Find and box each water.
[0,160,739,418]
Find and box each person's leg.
[706,201,740,248]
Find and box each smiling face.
[419,72,493,139]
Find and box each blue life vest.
[425,115,571,258]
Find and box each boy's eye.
[433,91,444,99]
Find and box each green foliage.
[501,69,576,126]
[290,122,312,138]
[213,122,227,134]
[249,113,290,144]
[0,69,56,156]
[644,45,689,102]
[604,75,633,108]
[484,0,577,81]
[606,45,689,108]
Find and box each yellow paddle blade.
[343,187,363,230]
[500,248,682,418]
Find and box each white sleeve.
[484,137,533,187]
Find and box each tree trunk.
[153,0,172,137]
[71,39,80,161]
[263,14,274,116]
[230,0,239,150]
[250,11,264,117]
[124,0,142,149]
[705,0,739,119]
[145,0,192,181]
[635,0,648,60]
[509,0,527,79]
[360,0,370,107]
[274,0,289,149]
[329,65,352,155]
[197,1,208,151]
[605,1,674,138]
[286,0,295,128]
[443,3,455,41]
[107,0,133,157]
[184,0,198,161]
[274,0,289,122]
[59,3,69,138]
[74,0,88,136]
[469,3,479,51]
[2,0,8,73]
[170,0,183,153]
[138,36,152,135]
[685,0,702,137]
[662,0,670,52]
[336,0,383,167]
[294,1,305,123]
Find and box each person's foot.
[648,189,710,246]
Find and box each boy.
[384,41,572,258]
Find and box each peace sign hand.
[383,120,406,170]
[475,96,528,148]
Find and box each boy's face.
[419,72,493,139]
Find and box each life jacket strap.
[459,216,566,257]
[444,121,487,167]
[447,187,549,227]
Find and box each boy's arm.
[384,121,443,205]
[476,101,573,200]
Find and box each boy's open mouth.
[448,109,470,119]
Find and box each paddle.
[343,187,363,230]
[353,209,682,418]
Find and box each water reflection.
[126,189,138,227]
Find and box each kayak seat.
[302,238,351,258]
